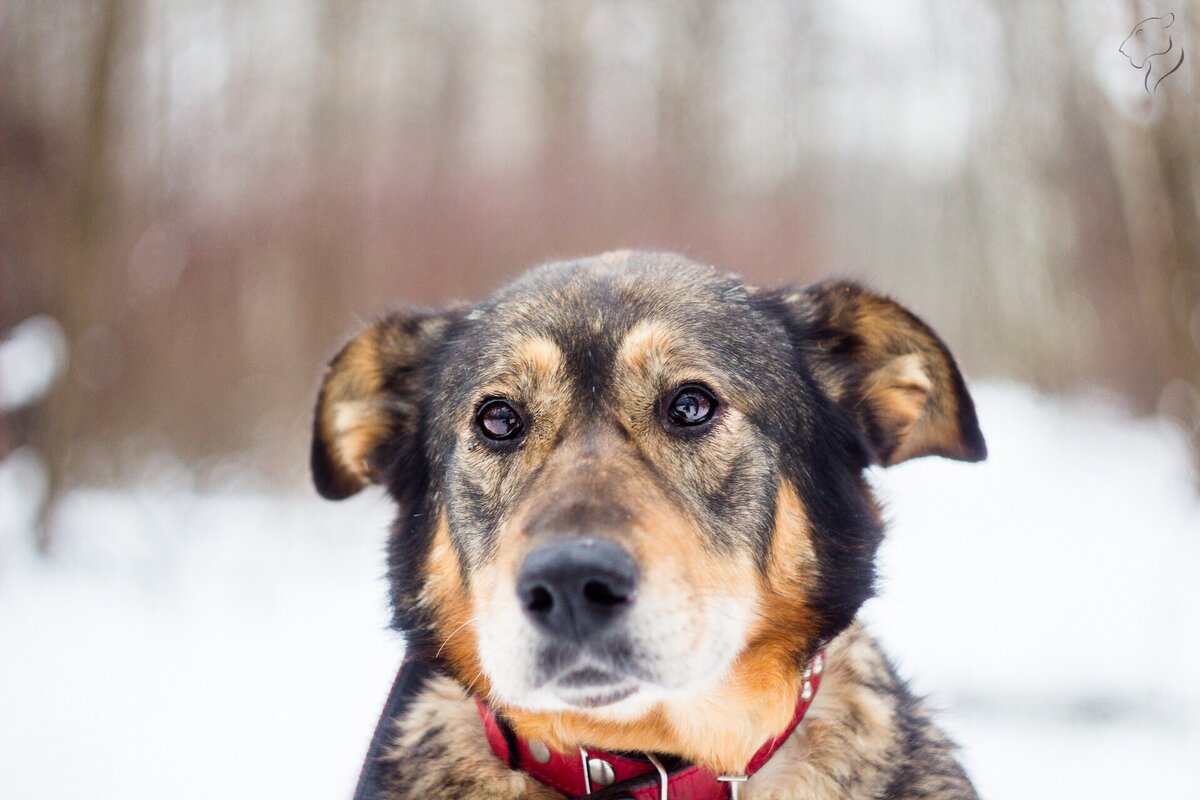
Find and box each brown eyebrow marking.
[474,335,564,403]
[618,319,682,373]
[616,319,732,402]
[511,336,562,378]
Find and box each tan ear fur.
[798,281,986,466]
[311,310,452,499]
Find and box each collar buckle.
[645,753,669,800]
[581,749,668,799]
[717,774,748,799]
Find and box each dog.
[312,251,986,799]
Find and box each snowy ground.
[1,383,1197,800]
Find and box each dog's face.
[1120,13,1176,69]
[312,252,984,733]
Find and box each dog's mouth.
[552,666,639,708]
[527,640,653,708]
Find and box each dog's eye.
[476,399,524,441]
[665,385,717,429]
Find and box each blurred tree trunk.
[538,2,589,157]
[1148,101,1200,476]
[33,0,125,551]
[655,0,723,199]
[304,0,363,362]
[1102,5,1200,477]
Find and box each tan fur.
[806,283,980,465]
[421,516,492,699]
[382,674,560,800]
[617,318,683,376]
[316,326,394,487]
[329,399,389,480]
[862,353,932,465]
[511,336,564,386]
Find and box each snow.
[1,383,1197,799]
[0,315,67,411]
[863,383,1200,798]
[0,447,49,544]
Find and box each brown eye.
[666,385,717,428]
[476,399,524,441]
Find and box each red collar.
[477,650,825,800]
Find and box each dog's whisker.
[435,619,473,660]
[464,668,486,696]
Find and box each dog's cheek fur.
[742,290,892,646]
[748,482,823,673]
[417,514,492,698]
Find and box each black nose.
[516,539,637,640]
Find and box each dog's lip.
[557,683,639,709]
[555,665,623,688]
[551,664,639,707]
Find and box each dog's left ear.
[311,308,456,500]
[784,280,986,466]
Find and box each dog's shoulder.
[370,665,563,800]
[748,622,979,800]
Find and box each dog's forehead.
[460,252,779,364]
[429,253,799,422]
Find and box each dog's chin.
[545,663,644,709]
[510,680,659,719]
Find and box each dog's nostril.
[526,585,554,614]
[583,580,627,607]
[516,539,638,638]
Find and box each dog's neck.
[495,638,817,775]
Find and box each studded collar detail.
[476,650,826,800]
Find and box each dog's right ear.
[311,309,456,500]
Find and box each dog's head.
[1120,13,1177,69]
[312,252,984,760]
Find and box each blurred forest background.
[2,0,1199,548]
